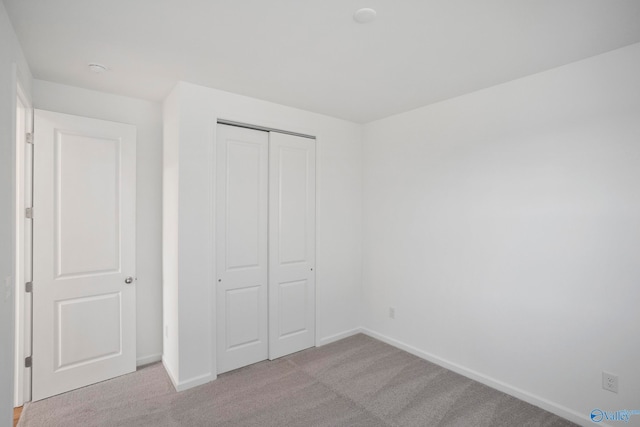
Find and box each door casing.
[14,78,33,407]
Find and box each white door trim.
[14,76,33,407]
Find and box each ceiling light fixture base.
[88,63,108,73]
[354,8,377,24]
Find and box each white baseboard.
[360,328,593,427]
[161,357,180,390]
[318,327,363,346]
[162,357,215,392]
[172,372,214,392]
[136,353,162,367]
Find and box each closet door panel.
[269,132,316,359]
[216,124,269,374]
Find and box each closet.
[215,123,316,374]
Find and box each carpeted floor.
[19,334,576,426]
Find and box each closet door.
[216,124,269,374]
[268,132,316,359]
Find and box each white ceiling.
[4,0,640,123]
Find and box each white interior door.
[32,110,136,401]
[216,124,269,374]
[268,132,316,359]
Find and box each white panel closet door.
[268,132,316,359]
[32,110,136,401]
[216,124,269,374]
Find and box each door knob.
[125,276,134,284]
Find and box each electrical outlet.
[389,307,395,319]
[603,371,618,393]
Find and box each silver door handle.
[125,276,134,284]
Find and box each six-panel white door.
[268,132,316,359]
[216,124,269,374]
[32,110,137,401]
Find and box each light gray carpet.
[19,334,576,427]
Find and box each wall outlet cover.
[602,371,619,393]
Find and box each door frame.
[13,72,33,407]
[210,115,320,375]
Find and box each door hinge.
[25,207,33,219]
[26,132,33,144]
[25,356,32,368]
[25,282,32,293]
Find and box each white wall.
[162,82,363,389]
[0,2,31,425]
[362,43,640,425]
[32,80,164,366]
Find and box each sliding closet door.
[216,124,269,374]
[268,132,316,359]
